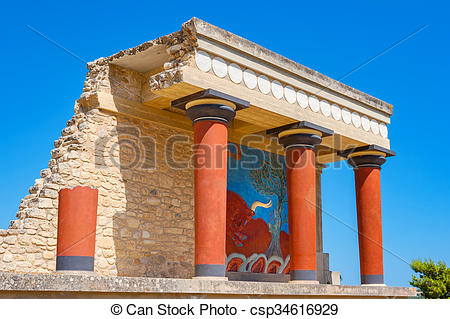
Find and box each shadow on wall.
[101,106,195,278]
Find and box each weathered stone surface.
[23,218,41,229]
[28,185,39,194]
[2,253,13,263]
[0,272,417,298]
[39,189,58,199]
[40,169,51,178]
[37,198,53,209]
[62,126,74,136]
[42,251,54,260]
[27,208,47,219]
[51,148,64,159]
[42,183,59,191]
[4,236,16,245]
[0,108,194,278]
[97,237,114,249]
[67,150,79,160]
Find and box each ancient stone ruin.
[0,18,416,298]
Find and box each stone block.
[2,252,13,263]
[29,185,39,194]
[42,183,59,191]
[127,219,139,228]
[61,126,75,136]
[103,228,113,237]
[31,238,46,246]
[103,249,115,258]
[4,236,16,245]
[57,162,71,173]
[43,251,54,260]
[165,228,183,235]
[159,176,174,188]
[37,198,53,209]
[40,169,51,178]
[171,198,181,207]
[51,148,64,159]
[67,150,79,159]
[39,189,58,199]
[97,237,114,249]
[10,248,25,254]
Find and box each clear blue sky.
[1,1,448,287]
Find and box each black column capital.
[171,89,249,125]
[279,132,322,149]
[339,145,395,169]
[348,155,386,169]
[269,121,333,150]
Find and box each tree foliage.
[410,259,450,299]
[249,152,287,257]
[249,152,287,226]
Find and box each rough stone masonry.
[0,19,201,278]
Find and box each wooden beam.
[94,93,345,163]
[96,92,193,132]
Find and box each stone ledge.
[0,272,416,298]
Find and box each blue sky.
[1,1,448,286]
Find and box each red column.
[56,186,98,272]
[343,145,392,285]
[286,147,318,282]
[172,91,247,278]
[193,120,229,277]
[278,124,332,283]
[179,95,237,279]
[354,165,384,285]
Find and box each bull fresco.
[226,143,290,274]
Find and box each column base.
[290,270,317,282]
[361,274,384,285]
[56,256,95,272]
[192,276,228,281]
[195,264,226,277]
[288,280,319,285]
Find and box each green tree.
[410,259,450,299]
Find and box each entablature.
[83,18,394,163]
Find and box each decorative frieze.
[195,50,389,139]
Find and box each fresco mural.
[226,143,290,274]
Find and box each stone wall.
[0,107,195,278]
[0,22,199,277]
